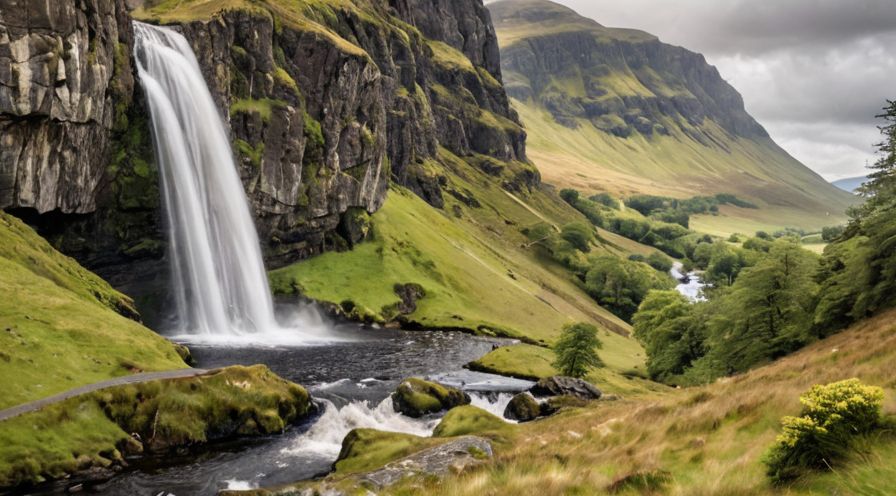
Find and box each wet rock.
[391,378,470,418]
[360,436,493,489]
[393,283,426,315]
[503,392,540,422]
[530,376,602,401]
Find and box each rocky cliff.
[0,0,530,319]
[0,0,135,212]
[491,0,765,142]
[488,0,853,230]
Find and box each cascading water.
[133,21,281,337]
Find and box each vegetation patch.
[0,213,188,409]
[0,366,311,488]
[432,406,512,439]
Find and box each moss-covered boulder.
[503,392,541,422]
[433,406,510,438]
[334,428,440,475]
[391,378,470,418]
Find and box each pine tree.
[552,323,604,378]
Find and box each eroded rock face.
[0,0,530,315]
[0,0,134,213]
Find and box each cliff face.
[0,0,135,213]
[0,0,529,320]
[491,0,766,142]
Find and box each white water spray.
[133,22,287,338]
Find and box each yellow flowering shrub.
[765,379,884,483]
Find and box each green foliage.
[633,239,821,384]
[633,291,706,382]
[585,256,674,321]
[814,100,896,331]
[646,252,673,273]
[552,323,604,378]
[230,97,286,122]
[764,379,885,483]
[589,192,620,209]
[560,222,593,252]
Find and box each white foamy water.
[471,392,515,420]
[671,262,707,302]
[282,393,513,460]
[282,398,440,459]
[133,22,328,344]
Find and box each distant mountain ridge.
[833,176,867,193]
[488,0,854,233]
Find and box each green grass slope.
[0,212,189,409]
[490,0,854,235]
[272,149,632,341]
[371,308,896,495]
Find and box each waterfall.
[133,22,279,337]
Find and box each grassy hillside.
[0,212,189,409]
[490,0,854,236]
[270,147,660,382]
[306,308,896,496]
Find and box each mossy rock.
[433,405,510,438]
[391,378,470,418]
[503,392,540,422]
[334,428,439,475]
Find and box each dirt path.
[0,368,211,422]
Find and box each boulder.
[391,378,470,418]
[530,376,602,401]
[539,395,590,417]
[503,392,541,422]
[360,436,493,489]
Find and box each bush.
[560,222,593,252]
[590,192,620,209]
[764,379,884,483]
[552,323,604,378]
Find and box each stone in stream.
[391,378,470,418]
[360,436,493,489]
[503,392,541,422]
[530,376,603,401]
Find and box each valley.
[0,0,892,495]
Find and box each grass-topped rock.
[0,365,312,488]
[503,393,541,422]
[433,406,512,438]
[391,378,470,418]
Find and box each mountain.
[488,0,855,235]
[833,175,867,193]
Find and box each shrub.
[552,322,604,378]
[560,222,593,252]
[590,192,620,209]
[764,379,884,483]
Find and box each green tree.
[552,322,604,378]
[560,222,593,252]
[706,240,820,374]
[633,291,707,382]
[585,256,674,320]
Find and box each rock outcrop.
[530,376,602,401]
[0,0,530,320]
[0,0,135,213]
[391,378,471,418]
[359,436,492,489]
[490,0,768,142]
[503,392,540,422]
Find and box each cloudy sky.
[550,0,896,181]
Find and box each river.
[45,319,529,495]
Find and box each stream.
[671,262,707,302]
[61,318,530,495]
